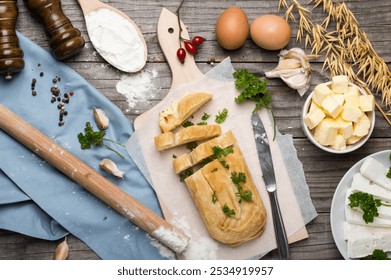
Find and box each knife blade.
[251,112,289,260]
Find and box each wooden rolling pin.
[0,104,189,254]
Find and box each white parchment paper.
[127,58,317,259]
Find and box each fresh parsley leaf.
[179,168,194,182]
[231,172,252,202]
[78,122,105,149]
[212,191,218,204]
[183,121,194,127]
[197,121,208,126]
[365,249,391,260]
[77,122,124,158]
[173,154,177,159]
[233,69,276,139]
[240,190,253,202]
[219,159,229,169]
[349,191,382,223]
[211,146,233,169]
[231,172,246,190]
[211,168,218,172]
[201,113,210,121]
[387,167,391,179]
[186,142,198,151]
[212,146,233,159]
[215,108,228,124]
[222,203,236,216]
[200,157,213,167]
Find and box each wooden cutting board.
[134,7,203,129]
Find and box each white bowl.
[301,82,375,154]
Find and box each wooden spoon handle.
[0,104,189,254]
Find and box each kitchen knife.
[251,113,290,260]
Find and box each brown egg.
[250,14,291,50]
[215,7,249,50]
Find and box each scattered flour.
[148,237,177,260]
[85,8,146,73]
[183,236,218,260]
[116,69,157,108]
[148,215,218,260]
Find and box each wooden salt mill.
[0,0,25,79]
[24,0,85,60]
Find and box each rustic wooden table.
[0,0,390,260]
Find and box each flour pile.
[116,70,157,109]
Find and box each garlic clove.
[280,73,310,95]
[53,238,69,260]
[265,47,311,96]
[100,159,125,179]
[93,107,110,130]
[275,59,302,70]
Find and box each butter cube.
[332,94,345,106]
[336,117,353,139]
[309,101,321,113]
[347,86,360,96]
[313,83,332,106]
[359,95,375,112]
[347,135,362,145]
[304,108,326,129]
[332,134,347,151]
[322,96,343,118]
[341,104,362,122]
[314,118,339,146]
[353,113,371,137]
[331,75,349,94]
[344,91,360,107]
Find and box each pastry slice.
[159,92,212,133]
[154,125,221,152]
[173,130,236,174]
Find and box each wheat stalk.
[279,0,391,124]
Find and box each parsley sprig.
[387,152,391,178]
[78,122,125,158]
[348,191,391,223]
[231,172,252,202]
[212,146,233,169]
[215,108,228,124]
[233,69,275,140]
[222,203,236,216]
[365,249,391,260]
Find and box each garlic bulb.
[93,107,110,130]
[100,159,124,179]
[265,48,311,96]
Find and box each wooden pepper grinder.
[0,0,25,79]
[24,0,85,60]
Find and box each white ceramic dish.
[330,150,390,259]
[301,82,375,154]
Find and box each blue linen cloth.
[0,33,165,259]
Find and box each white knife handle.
[269,191,290,260]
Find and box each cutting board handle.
[157,8,203,91]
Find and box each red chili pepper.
[177,48,186,63]
[192,36,205,45]
[184,41,198,55]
